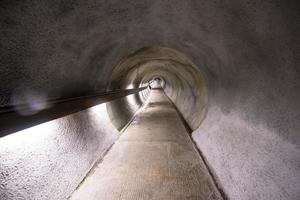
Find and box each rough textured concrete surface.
[106,89,150,131]
[70,89,222,200]
[0,0,299,199]
[0,104,119,200]
[193,106,300,200]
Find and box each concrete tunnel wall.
[0,0,300,200]
[106,89,151,131]
[0,103,121,200]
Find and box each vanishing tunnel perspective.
[106,47,208,132]
[0,1,299,200]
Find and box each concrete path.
[70,89,222,200]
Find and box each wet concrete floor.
[70,89,222,200]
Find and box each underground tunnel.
[0,1,299,200]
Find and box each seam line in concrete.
[67,142,116,199]
[119,91,150,133]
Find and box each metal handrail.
[0,87,147,138]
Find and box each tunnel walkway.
[70,89,222,200]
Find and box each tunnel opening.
[106,46,208,132]
[148,76,165,89]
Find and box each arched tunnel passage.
[0,0,299,200]
[106,46,208,132]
